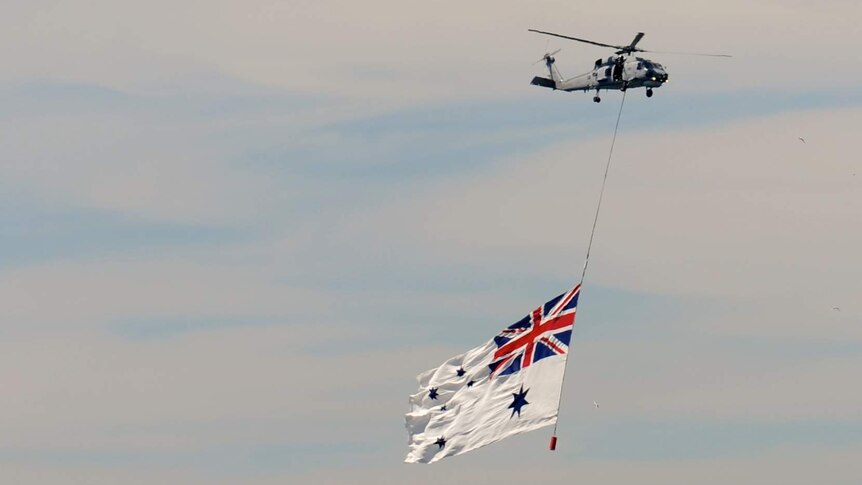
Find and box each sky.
[2,1,861,483]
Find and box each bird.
[593,401,600,409]
[833,307,841,312]
[798,137,806,143]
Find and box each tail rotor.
[533,48,562,66]
[530,48,563,90]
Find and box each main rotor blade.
[528,29,623,50]
[643,49,732,57]
[628,32,645,49]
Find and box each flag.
[405,284,580,463]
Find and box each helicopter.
[528,29,730,102]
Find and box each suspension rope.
[551,89,627,443]
[580,89,627,286]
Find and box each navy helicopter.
[528,30,730,102]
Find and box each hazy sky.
[2,1,861,483]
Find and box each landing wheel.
[646,88,653,98]
[593,96,601,103]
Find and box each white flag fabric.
[405,285,580,464]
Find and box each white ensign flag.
[405,285,580,463]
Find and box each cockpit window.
[642,61,653,69]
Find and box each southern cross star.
[508,385,530,418]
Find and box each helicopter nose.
[648,71,669,83]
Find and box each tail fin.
[546,56,563,84]
[531,54,562,89]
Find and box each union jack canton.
[489,284,580,378]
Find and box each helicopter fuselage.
[531,55,669,99]
[567,56,668,91]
